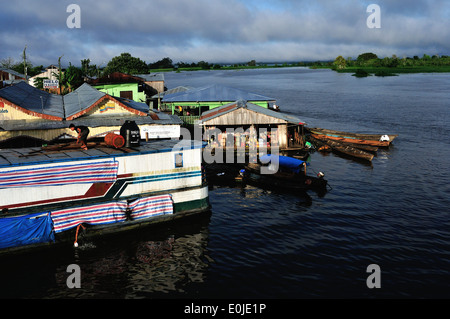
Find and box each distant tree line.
[332,52,450,70]
[3,51,448,91]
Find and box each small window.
[120,90,133,100]
[175,153,183,168]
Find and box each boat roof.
[0,139,204,168]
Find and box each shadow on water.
[0,212,213,299]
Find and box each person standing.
[69,124,90,150]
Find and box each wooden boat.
[0,139,210,254]
[242,155,328,196]
[311,134,378,153]
[310,135,374,161]
[336,142,378,153]
[307,127,398,147]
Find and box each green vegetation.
[0,56,43,77]
[103,52,149,75]
[352,69,370,77]
[329,53,450,76]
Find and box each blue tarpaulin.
[259,155,309,174]
[0,212,55,249]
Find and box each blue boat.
[243,155,327,196]
[259,154,309,174]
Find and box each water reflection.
[0,213,212,298]
[125,231,211,297]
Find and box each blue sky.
[1,0,448,67]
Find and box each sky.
[1,0,449,67]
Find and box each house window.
[120,90,133,100]
[175,153,183,168]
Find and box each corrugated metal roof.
[199,100,304,125]
[151,86,194,99]
[114,96,150,114]
[0,81,64,119]
[161,84,276,102]
[0,82,156,121]
[0,68,26,79]
[135,73,165,82]
[64,83,106,118]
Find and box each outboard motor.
[120,120,141,148]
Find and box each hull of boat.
[243,163,327,196]
[308,127,397,147]
[0,140,210,254]
[310,135,374,161]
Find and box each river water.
[1,67,449,300]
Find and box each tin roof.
[199,100,304,125]
[0,68,26,79]
[0,81,64,120]
[152,86,195,99]
[161,84,276,103]
[64,83,106,119]
[134,73,165,82]
[0,81,153,121]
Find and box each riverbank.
[151,64,450,75]
[150,63,304,73]
[312,65,450,75]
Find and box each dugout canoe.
[311,135,379,153]
[307,127,398,147]
[310,135,374,162]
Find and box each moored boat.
[242,155,328,196]
[336,141,378,153]
[307,127,398,147]
[310,135,374,162]
[0,139,210,254]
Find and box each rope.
[74,223,86,247]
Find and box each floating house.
[135,73,165,94]
[198,100,305,150]
[151,85,194,110]
[0,81,181,147]
[88,72,164,105]
[158,84,277,125]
